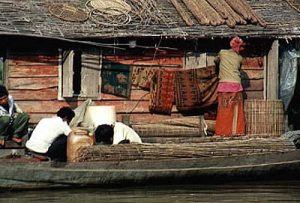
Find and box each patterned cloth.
[149,68,175,114]
[174,66,218,111]
[174,69,202,111]
[138,67,158,90]
[198,76,218,108]
[131,66,158,90]
[215,92,245,136]
[131,66,143,87]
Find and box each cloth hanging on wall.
[101,61,132,98]
[174,69,202,111]
[149,68,176,114]
[174,66,218,111]
[131,66,158,90]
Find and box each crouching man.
[26,107,75,162]
[94,122,142,145]
[0,85,29,147]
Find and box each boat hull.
[1,150,300,190]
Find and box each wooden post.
[267,40,279,99]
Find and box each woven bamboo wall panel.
[244,99,285,137]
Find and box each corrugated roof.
[0,0,300,40]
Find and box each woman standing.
[215,36,246,136]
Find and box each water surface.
[1,180,300,203]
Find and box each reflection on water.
[1,181,300,203]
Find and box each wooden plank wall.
[241,56,264,99]
[6,51,74,124]
[6,50,264,125]
[100,54,184,124]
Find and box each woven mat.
[49,4,88,22]
[132,124,202,137]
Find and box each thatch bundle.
[132,123,203,137]
[75,137,295,162]
[170,0,266,27]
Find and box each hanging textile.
[149,68,176,114]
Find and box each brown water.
[1,181,300,202]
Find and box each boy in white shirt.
[26,107,75,161]
[94,122,142,145]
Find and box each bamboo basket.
[244,99,285,137]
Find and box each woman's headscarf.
[230,36,245,53]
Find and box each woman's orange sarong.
[215,92,245,136]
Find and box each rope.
[90,0,132,15]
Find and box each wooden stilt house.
[1,0,300,138]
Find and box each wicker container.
[244,99,285,137]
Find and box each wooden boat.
[0,136,299,190]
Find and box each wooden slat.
[10,88,58,100]
[93,100,178,113]
[101,89,150,101]
[81,49,101,98]
[241,57,264,69]
[0,58,3,84]
[103,55,183,67]
[242,79,263,91]
[244,91,264,99]
[17,101,79,114]
[241,69,263,80]
[28,112,185,125]
[17,100,161,114]
[28,113,56,124]
[29,112,185,126]
[9,65,58,77]
[8,77,58,90]
[8,55,58,66]
[267,40,279,99]
[62,50,74,97]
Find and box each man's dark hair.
[0,85,8,98]
[56,107,75,121]
[94,124,114,145]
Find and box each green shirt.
[218,49,243,83]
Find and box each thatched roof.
[0,0,300,40]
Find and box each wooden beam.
[267,40,279,99]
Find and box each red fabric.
[149,68,176,114]
[174,69,201,111]
[215,92,245,136]
[217,82,243,92]
[230,36,245,53]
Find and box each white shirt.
[0,95,15,116]
[113,122,142,144]
[26,116,72,153]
